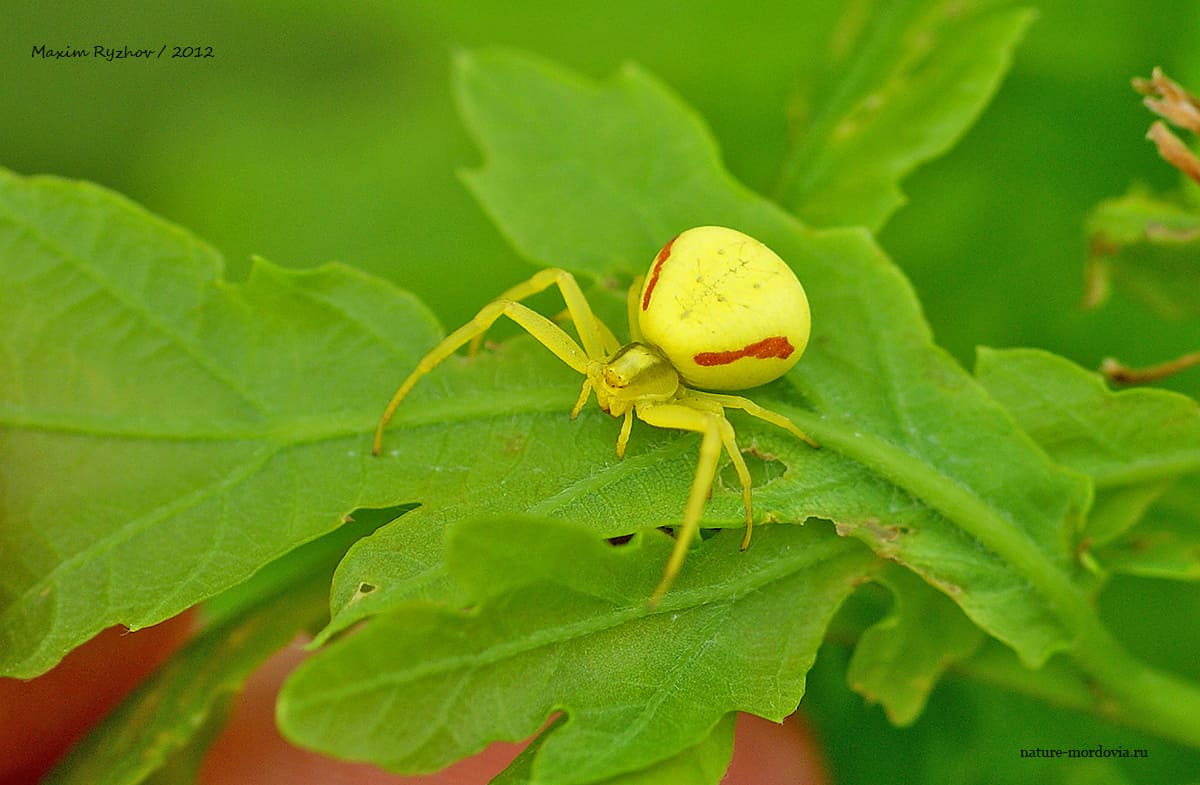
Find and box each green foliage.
[1094,475,1200,580]
[1085,189,1200,320]
[774,0,1034,229]
[454,47,1093,668]
[281,519,872,783]
[977,347,1200,582]
[1067,67,1200,593]
[975,347,1200,489]
[2,3,1200,784]
[847,565,985,725]
[491,715,737,785]
[0,169,444,678]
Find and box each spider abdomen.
[638,226,810,391]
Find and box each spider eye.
[603,367,627,388]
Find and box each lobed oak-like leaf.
[0,169,447,677]
[847,565,984,725]
[280,518,876,784]
[287,49,1128,780]
[448,48,1089,665]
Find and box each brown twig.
[1101,350,1200,384]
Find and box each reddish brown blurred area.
[1,619,827,785]
[0,613,196,785]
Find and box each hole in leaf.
[720,444,787,490]
[349,582,378,604]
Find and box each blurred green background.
[5,1,1199,390]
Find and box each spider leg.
[686,391,819,448]
[616,409,634,458]
[593,314,623,357]
[550,305,621,356]
[570,378,594,419]
[374,299,588,455]
[464,268,613,362]
[682,395,755,549]
[635,402,748,605]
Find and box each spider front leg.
[465,268,620,359]
[635,401,754,605]
[373,298,590,455]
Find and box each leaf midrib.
[0,193,270,416]
[0,387,581,443]
[287,535,862,710]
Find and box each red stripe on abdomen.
[641,235,677,310]
[693,336,794,366]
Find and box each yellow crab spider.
[373,226,816,604]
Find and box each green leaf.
[975,347,1200,488]
[1083,189,1200,320]
[451,47,1087,667]
[773,0,1034,229]
[1093,475,1200,581]
[39,494,386,785]
[439,48,1200,755]
[975,347,1200,560]
[847,565,984,725]
[279,517,875,783]
[975,348,1200,582]
[0,169,443,677]
[490,708,736,785]
[283,47,1200,778]
[317,334,729,645]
